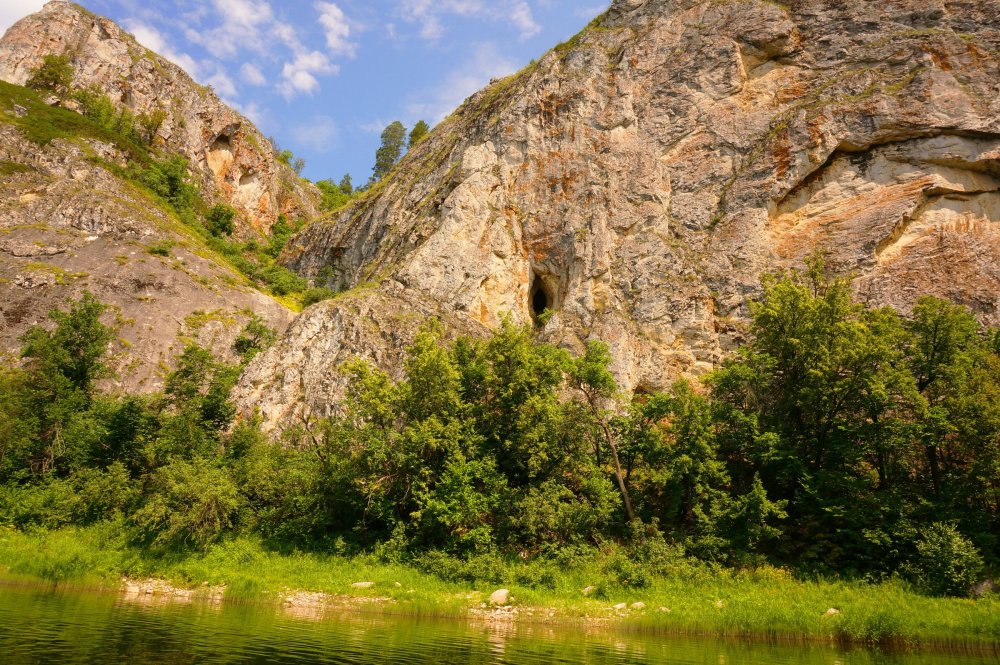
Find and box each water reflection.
[1,582,996,665]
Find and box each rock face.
[238,0,1000,429]
[0,3,302,391]
[0,1,320,234]
[0,118,294,392]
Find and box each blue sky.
[2,0,608,184]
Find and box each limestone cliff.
[0,1,321,235]
[237,0,1000,428]
[0,4,305,391]
[0,85,295,392]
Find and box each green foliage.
[20,291,112,396]
[301,286,338,307]
[709,258,999,578]
[202,230,312,300]
[232,315,277,364]
[372,120,407,182]
[408,120,430,148]
[0,285,996,601]
[0,81,142,152]
[276,147,305,175]
[146,240,172,256]
[258,264,307,296]
[127,155,197,215]
[205,204,236,237]
[73,86,165,146]
[338,173,353,195]
[26,54,74,95]
[302,320,623,554]
[131,460,240,550]
[264,214,294,257]
[316,178,355,211]
[905,522,984,597]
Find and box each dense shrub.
[232,316,277,363]
[205,204,236,237]
[74,86,166,146]
[301,287,338,307]
[259,264,307,296]
[26,54,74,94]
[128,155,197,214]
[905,523,984,597]
[131,460,240,550]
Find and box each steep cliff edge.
[0,1,321,235]
[237,0,1000,428]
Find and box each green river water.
[0,582,996,664]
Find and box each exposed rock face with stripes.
[234,0,995,427]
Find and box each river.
[0,582,996,664]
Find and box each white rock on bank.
[489,589,510,606]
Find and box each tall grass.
[0,525,996,652]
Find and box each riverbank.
[1,525,997,652]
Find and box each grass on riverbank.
[1,524,997,652]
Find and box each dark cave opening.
[530,275,551,321]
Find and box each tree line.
[1,261,996,596]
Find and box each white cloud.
[177,0,346,98]
[234,100,268,127]
[406,42,518,123]
[123,19,201,78]
[204,64,237,97]
[213,0,273,31]
[240,63,267,86]
[0,0,45,36]
[292,115,338,153]
[398,0,540,41]
[186,0,276,59]
[360,119,391,134]
[575,4,610,19]
[278,51,339,99]
[272,21,303,52]
[315,2,356,57]
[508,2,541,38]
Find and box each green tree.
[130,155,197,214]
[265,214,295,257]
[232,316,277,364]
[205,204,236,237]
[26,54,74,95]
[156,345,240,461]
[570,341,636,523]
[316,179,353,211]
[905,522,984,597]
[12,293,113,476]
[20,292,112,396]
[338,173,353,195]
[709,260,927,571]
[0,367,41,479]
[372,121,407,182]
[131,460,240,550]
[408,120,430,149]
[906,297,982,496]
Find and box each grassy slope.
[0,81,310,310]
[1,525,997,651]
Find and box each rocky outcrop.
[0,119,294,391]
[238,0,1000,429]
[0,1,320,235]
